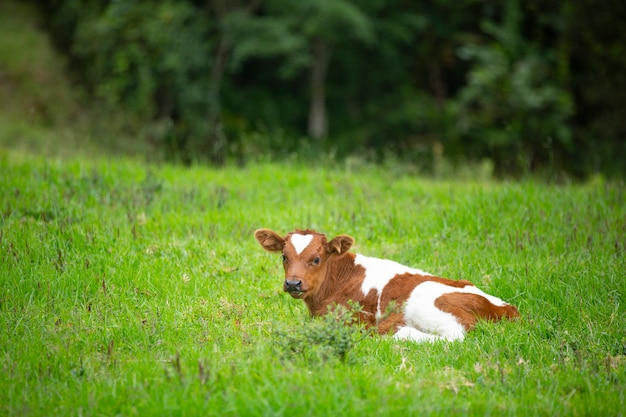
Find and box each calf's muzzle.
[284,278,303,293]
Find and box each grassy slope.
[1,152,625,416]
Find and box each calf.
[255,228,519,342]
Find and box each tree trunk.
[207,35,229,163]
[308,39,330,139]
[205,0,262,162]
[429,60,447,110]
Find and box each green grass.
[1,149,625,416]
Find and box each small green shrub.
[274,302,367,363]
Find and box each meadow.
[1,150,625,416]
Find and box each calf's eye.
[312,256,321,266]
[281,254,288,263]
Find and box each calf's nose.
[284,278,302,292]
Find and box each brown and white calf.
[255,228,520,342]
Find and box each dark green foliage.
[453,0,574,176]
[74,1,210,162]
[33,0,626,177]
[565,0,626,178]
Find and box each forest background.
[7,0,626,178]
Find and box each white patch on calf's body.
[356,254,432,316]
[355,254,510,340]
[461,285,508,307]
[402,281,507,340]
[393,326,455,343]
[290,234,313,255]
[357,254,432,294]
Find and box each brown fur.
[434,292,521,331]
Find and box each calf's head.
[254,228,354,299]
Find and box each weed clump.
[274,302,367,363]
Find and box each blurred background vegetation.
[2,0,625,179]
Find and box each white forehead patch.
[290,234,314,255]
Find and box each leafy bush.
[273,302,367,363]
[452,2,574,176]
[47,0,212,162]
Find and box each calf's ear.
[327,234,354,255]
[254,228,285,252]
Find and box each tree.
[565,0,626,177]
[48,0,212,162]
[453,0,573,176]
[232,0,373,139]
[203,0,263,162]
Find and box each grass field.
[1,149,625,416]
